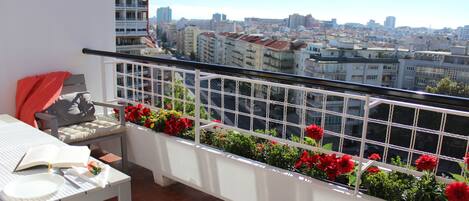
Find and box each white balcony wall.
[0,0,115,115]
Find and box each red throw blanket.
[15,71,71,127]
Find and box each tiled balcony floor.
[106,164,222,201]
[90,147,221,201]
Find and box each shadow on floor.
[105,163,222,201]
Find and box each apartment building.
[160,23,177,47]
[176,25,201,57]
[197,32,217,64]
[239,35,269,70]
[115,0,149,55]
[459,25,469,41]
[156,7,172,25]
[302,42,402,87]
[262,41,296,73]
[398,46,469,90]
[197,32,298,72]
[384,16,396,29]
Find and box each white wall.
[0,0,115,115]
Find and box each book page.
[16,144,59,171]
[53,146,91,168]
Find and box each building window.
[368,65,379,70]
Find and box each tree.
[425,77,469,98]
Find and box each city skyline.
[149,0,468,29]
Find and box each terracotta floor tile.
[106,164,222,201]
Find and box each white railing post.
[194,69,201,144]
[354,95,370,196]
[100,56,108,116]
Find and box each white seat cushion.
[45,116,125,144]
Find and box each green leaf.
[348,174,357,186]
[458,162,465,170]
[303,137,317,146]
[451,173,466,182]
[322,143,333,151]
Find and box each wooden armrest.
[92,101,124,110]
[34,112,59,138]
[92,101,126,126]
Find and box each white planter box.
[124,123,383,201]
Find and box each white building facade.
[115,0,149,55]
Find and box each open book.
[15,144,91,171]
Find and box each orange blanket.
[15,71,71,127]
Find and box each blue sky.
[149,0,468,29]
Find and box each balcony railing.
[84,48,469,197]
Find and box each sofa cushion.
[44,116,125,144]
[45,92,96,128]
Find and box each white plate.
[3,173,64,200]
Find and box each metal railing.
[84,48,469,197]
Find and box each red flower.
[141,107,151,116]
[136,104,143,109]
[181,118,193,129]
[270,141,278,145]
[212,119,222,129]
[310,154,320,165]
[445,182,469,201]
[305,124,324,141]
[122,104,148,123]
[464,153,469,169]
[144,118,153,128]
[295,151,309,169]
[295,151,318,169]
[368,153,381,161]
[367,166,380,174]
[415,155,437,171]
[325,168,340,181]
[163,117,180,135]
[317,154,339,181]
[163,117,192,136]
[337,155,355,174]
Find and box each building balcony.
[116,31,148,37]
[116,43,147,51]
[310,55,399,64]
[80,48,469,201]
[3,1,469,200]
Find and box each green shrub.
[403,171,447,201]
[263,142,299,170]
[361,170,415,201]
[219,130,257,159]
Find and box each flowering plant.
[415,154,437,172]
[445,182,469,201]
[116,105,469,201]
[366,153,381,174]
[115,104,193,136]
[293,124,355,182]
[305,124,323,141]
[446,153,469,201]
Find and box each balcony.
[3,1,469,200]
[83,48,469,201]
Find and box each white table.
[0,115,131,201]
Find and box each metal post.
[354,95,370,196]
[194,69,201,144]
[100,56,108,116]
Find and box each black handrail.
[82,48,469,111]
